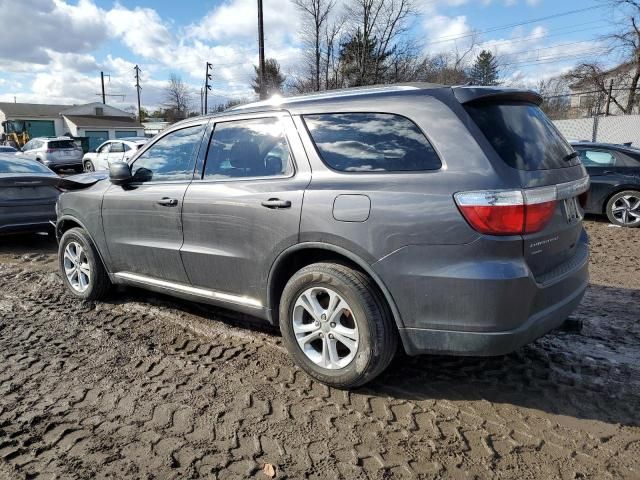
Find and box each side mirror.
[109,161,132,185]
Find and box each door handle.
[261,198,291,209]
[157,197,178,207]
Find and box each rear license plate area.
[563,197,582,224]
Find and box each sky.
[0,0,622,113]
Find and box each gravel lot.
[0,219,639,479]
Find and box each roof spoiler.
[452,86,542,106]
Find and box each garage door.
[85,131,109,151]
[26,120,55,138]
[115,130,136,139]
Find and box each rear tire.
[606,190,640,227]
[58,227,111,300]
[279,262,397,388]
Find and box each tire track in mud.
[0,236,639,478]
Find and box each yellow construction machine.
[1,120,30,149]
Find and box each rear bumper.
[374,230,589,356]
[398,278,586,356]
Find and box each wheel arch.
[267,242,404,331]
[56,215,109,272]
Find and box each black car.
[0,145,18,153]
[0,154,60,235]
[572,142,640,227]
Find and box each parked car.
[0,145,17,153]
[16,137,83,172]
[82,138,149,172]
[55,85,590,388]
[571,142,640,227]
[0,154,60,235]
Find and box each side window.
[578,149,616,167]
[23,140,33,151]
[98,143,110,154]
[123,143,131,152]
[131,124,205,182]
[203,118,293,179]
[303,113,441,172]
[110,142,124,153]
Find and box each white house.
[568,62,639,117]
[0,102,145,150]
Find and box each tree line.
[158,0,638,119]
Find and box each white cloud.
[0,0,108,64]
[423,14,474,53]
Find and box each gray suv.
[56,85,590,388]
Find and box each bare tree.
[163,74,192,121]
[537,76,572,119]
[293,0,336,91]
[344,0,416,85]
[565,1,639,114]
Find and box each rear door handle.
[261,198,291,209]
[157,197,178,207]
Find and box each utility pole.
[257,0,266,100]
[100,71,106,104]
[604,79,613,116]
[134,65,142,122]
[204,62,213,115]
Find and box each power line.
[425,4,605,46]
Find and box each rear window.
[0,157,52,174]
[48,140,76,149]
[465,102,578,170]
[303,113,441,172]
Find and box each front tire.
[606,190,640,227]
[58,227,111,300]
[279,263,397,388]
[83,160,95,172]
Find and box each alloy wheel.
[292,287,359,370]
[63,241,91,292]
[611,194,640,226]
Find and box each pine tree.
[252,58,286,97]
[470,50,499,86]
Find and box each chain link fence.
[544,87,640,146]
[553,115,640,146]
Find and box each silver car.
[18,137,83,172]
[82,137,149,172]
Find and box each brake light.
[455,187,557,236]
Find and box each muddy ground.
[0,219,638,479]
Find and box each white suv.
[18,137,84,172]
[83,138,148,172]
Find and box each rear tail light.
[455,186,557,236]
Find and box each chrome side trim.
[113,272,263,308]
[556,176,590,201]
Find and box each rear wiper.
[563,151,579,162]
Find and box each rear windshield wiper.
[563,151,579,162]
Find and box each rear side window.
[465,102,577,170]
[204,118,293,179]
[303,113,441,172]
[0,157,52,174]
[48,140,76,149]
[577,149,616,167]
